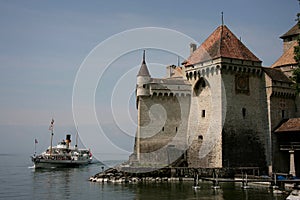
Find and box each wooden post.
[289,150,296,177]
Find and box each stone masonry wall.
[221,67,270,171]
[186,63,223,168]
[136,94,190,167]
[269,96,297,130]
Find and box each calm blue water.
[0,154,289,200]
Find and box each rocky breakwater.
[89,167,195,183]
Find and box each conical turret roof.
[137,50,151,76]
[186,25,261,65]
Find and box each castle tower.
[280,23,300,53]
[184,24,270,170]
[271,23,299,77]
[132,50,192,167]
[268,23,300,176]
[136,50,151,161]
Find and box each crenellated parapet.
[185,65,221,81]
[136,78,192,98]
[149,79,191,98]
[151,92,191,97]
[221,64,262,76]
[185,58,262,82]
[270,90,297,98]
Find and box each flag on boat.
[35,139,38,144]
[49,118,54,131]
[89,149,92,157]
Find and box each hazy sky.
[0,0,299,160]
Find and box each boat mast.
[75,126,78,149]
[49,118,54,156]
[50,130,53,156]
[34,139,37,156]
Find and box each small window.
[202,110,206,117]
[242,108,246,119]
[175,127,178,132]
[198,135,203,140]
[281,110,285,119]
[162,127,164,132]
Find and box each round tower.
[136,50,151,96]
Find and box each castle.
[130,23,300,176]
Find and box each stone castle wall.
[221,65,270,170]
[269,96,297,130]
[185,62,223,168]
[184,60,271,170]
[266,78,299,175]
[136,93,190,167]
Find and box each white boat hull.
[31,156,92,168]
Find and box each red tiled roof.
[280,23,300,39]
[186,25,261,65]
[263,67,293,83]
[275,118,300,133]
[271,41,297,68]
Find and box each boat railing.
[40,155,72,160]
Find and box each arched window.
[194,77,206,96]
[194,71,197,79]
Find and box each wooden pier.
[201,177,300,189]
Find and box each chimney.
[66,134,71,149]
[190,43,197,55]
[166,65,176,78]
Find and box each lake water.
[0,154,290,200]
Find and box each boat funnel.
[66,134,71,148]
